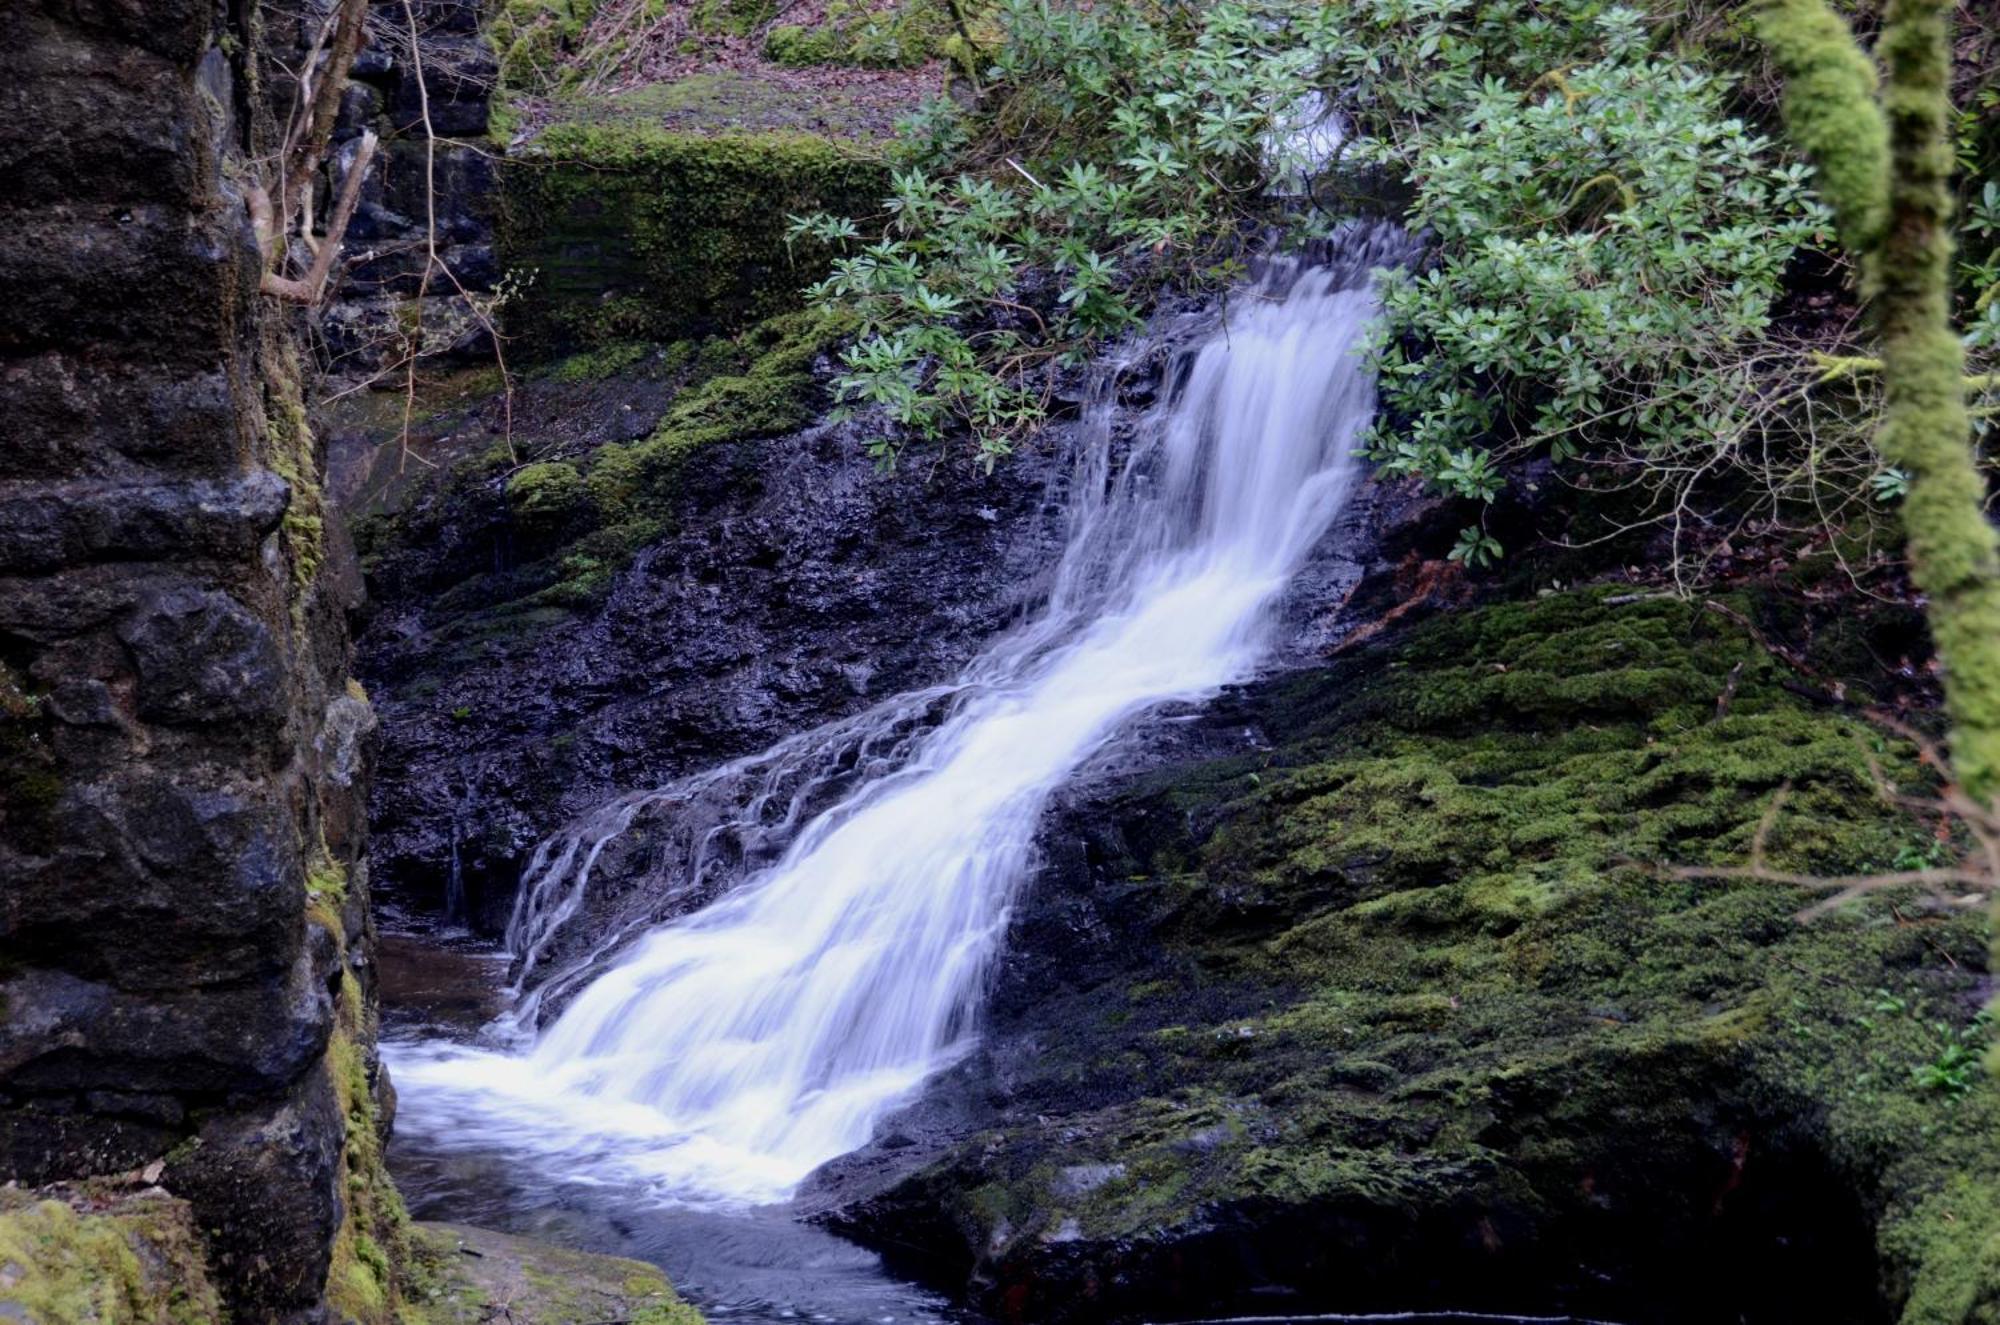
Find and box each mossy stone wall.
[501,124,887,354]
[1,3,388,1319]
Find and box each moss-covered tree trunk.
[1759,1,2000,784]
[1873,0,2000,805]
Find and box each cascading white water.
[389,249,1387,1209]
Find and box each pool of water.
[379,924,975,1325]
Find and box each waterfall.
[388,241,1390,1209]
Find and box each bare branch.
[262,131,380,305]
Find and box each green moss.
[317,904,420,1325]
[584,309,848,524]
[501,124,887,356]
[412,1224,704,1325]
[764,24,841,66]
[491,0,602,91]
[1762,0,2000,1061]
[897,590,2000,1319]
[691,0,777,36]
[0,1190,223,1325]
[546,341,655,383]
[507,461,589,540]
[1886,1176,2000,1323]
[1756,0,1888,255]
[357,308,850,665]
[265,349,328,617]
[762,0,958,68]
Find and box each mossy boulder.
[0,1188,223,1325]
[412,1223,704,1324]
[500,124,886,355]
[823,589,2000,1324]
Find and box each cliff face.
[0,1,381,1315]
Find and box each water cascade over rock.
[390,236,1397,1207]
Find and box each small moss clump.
[312,901,422,1325]
[546,341,656,384]
[507,461,589,541]
[690,0,778,37]
[356,308,850,650]
[583,309,850,528]
[491,0,603,90]
[763,0,962,68]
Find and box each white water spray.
[390,249,1388,1208]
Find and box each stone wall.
[1,0,380,1315]
[499,124,887,354]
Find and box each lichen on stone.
[500,124,885,353]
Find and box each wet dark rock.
[0,355,239,480]
[0,949,333,1099]
[0,471,289,573]
[165,1065,345,1313]
[0,3,383,1315]
[7,775,302,986]
[118,585,288,726]
[357,407,1078,934]
[390,35,495,137]
[0,14,210,209]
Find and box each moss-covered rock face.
[354,308,849,628]
[501,124,885,354]
[824,590,1998,1325]
[0,1188,224,1325]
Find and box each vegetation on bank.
[0,1188,223,1325]
[775,0,1995,562]
[492,0,975,94]
[321,3,2000,1321]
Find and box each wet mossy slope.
[828,589,2000,1325]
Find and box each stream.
[378,236,1463,1322]
[379,930,973,1324]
